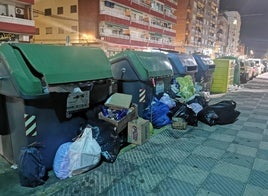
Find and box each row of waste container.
[0,43,225,169]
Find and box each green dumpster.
[109,50,173,116]
[0,43,113,168]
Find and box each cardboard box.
[104,93,132,110]
[128,117,150,145]
[171,117,187,130]
[98,104,138,133]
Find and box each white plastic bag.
[53,142,73,180]
[68,126,101,177]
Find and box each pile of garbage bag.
[143,76,240,128]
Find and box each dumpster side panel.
[118,81,154,116]
[0,95,9,135]
[4,97,27,163]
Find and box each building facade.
[33,0,79,45]
[224,11,241,56]
[0,0,35,42]
[175,0,219,56]
[33,0,178,55]
[215,13,228,57]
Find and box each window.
[57,7,63,15]
[70,5,77,13]
[46,27,52,34]
[58,27,64,34]
[44,8,52,16]
[71,26,77,32]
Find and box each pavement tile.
[221,152,255,168]
[262,135,268,142]
[169,140,199,153]
[227,143,257,157]
[202,139,231,150]
[201,173,245,196]
[157,146,190,163]
[233,136,260,148]
[209,133,235,142]
[196,189,223,196]
[122,167,166,192]
[249,114,268,121]
[117,149,153,166]
[135,141,169,155]
[248,170,268,189]
[211,161,251,183]
[141,156,178,175]
[153,177,198,196]
[149,129,181,145]
[192,145,225,159]
[187,128,212,138]
[104,181,149,196]
[243,121,267,129]
[97,159,137,178]
[243,184,268,196]
[241,126,264,134]
[214,127,239,136]
[180,134,207,144]
[168,164,209,186]
[181,154,217,171]
[247,118,268,124]
[263,129,268,135]
[257,149,268,161]
[237,130,263,141]
[259,141,268,150]
[46,170,116,196]
[253,158,268,174]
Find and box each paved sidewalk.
[1,73,268,195]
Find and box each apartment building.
[0,0,35,42]
[33,0,79,45]
[33,0,178,54]
[175,0,219,56]
[215,13,228,57]
[224,11,241,56]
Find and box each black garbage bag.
[197,107,219,126]
[209,100,240,125]
[170,102,198,126]
[198,100,240,126]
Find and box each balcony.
[100,9,130,21]
[0,15,35,34]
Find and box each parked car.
[246,59,258,78]
[248,58,265,74]
[262,59,268,72]
[240,59,254,83]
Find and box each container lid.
[0,43,112,97]
[110,50,173,81]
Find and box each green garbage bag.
[176,75,195,100]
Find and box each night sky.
[220,0,268,57]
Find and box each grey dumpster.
[109,50,173,116]
[0,43,113,169]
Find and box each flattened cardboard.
[105,93,132,109]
